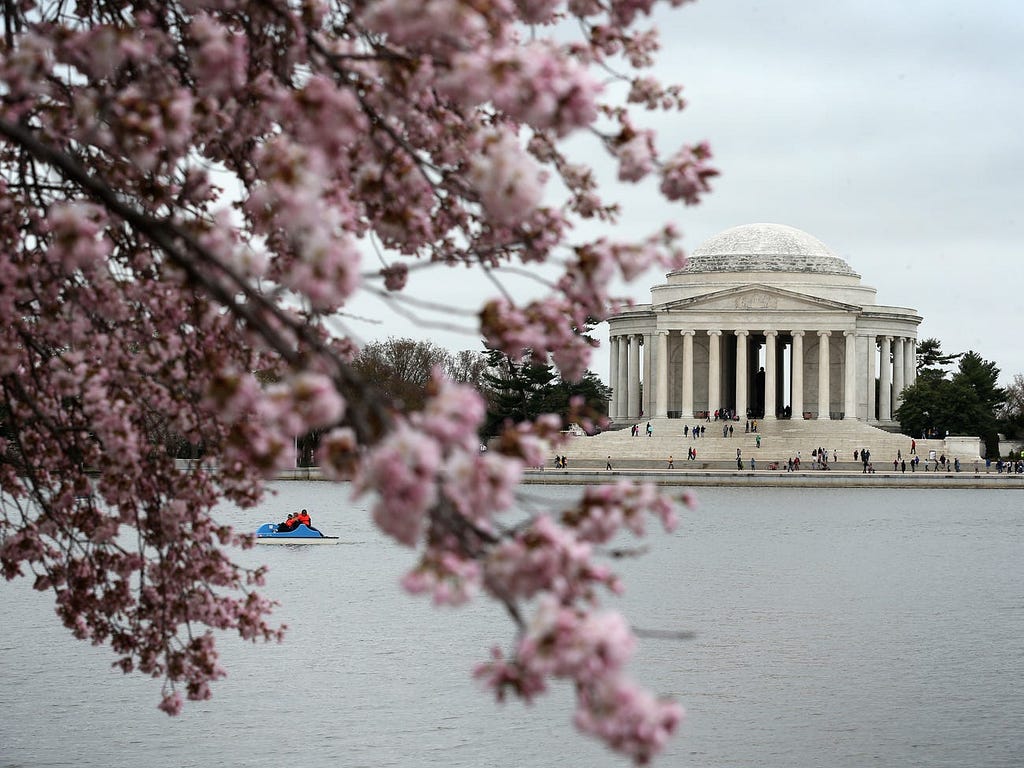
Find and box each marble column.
[907,338,917,386]
[817,331,831,420]
[892,336,905,411]
[844,331,857,420]
[791,330,804,418]
[866,336,876,422]
[707,330,721,416]
[879,335,892,422]
[764,330,778,420]
[616,335,629,422]
[735,330,749,422]
[627,334,641,420]
[609,335,620,420]
[643,333,653,418]
[681,330,695,419]
[655,331,669,418]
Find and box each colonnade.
[608,329,917,424]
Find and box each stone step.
[559,417,975,464]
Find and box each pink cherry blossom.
[659,141,719,205]
[615,130,657,182]
[359,422,442,546]
[575,675,685,765]
[484,514,620,602]
[468,128,547,226]
[517,596,637,681]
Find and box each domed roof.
[683,223,859,278]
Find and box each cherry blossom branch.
[0,116,392,445]
[0,2,715,762]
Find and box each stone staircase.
[557,418,981,471]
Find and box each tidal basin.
[2,483,1022,767]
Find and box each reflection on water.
[2,484,1023,767]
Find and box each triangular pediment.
[661,284,861,313]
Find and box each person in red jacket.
[297,509,312,528]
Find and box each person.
[736,455,743,470]
[560,455,567,468]
[750,457,755,470]
[606,456,613,470]
[910,439,917,455]
[684,424,689,437]
[646,421,652,437]
[297,509,312,527]
[755,434,761,449]
[278,513,298,532]
[667,455,674,469]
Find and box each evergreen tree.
[482,349,558,435]
[952,351,1004,456]
[916,337,961,375]
[896,348,1004,457]
[482,350,610,436]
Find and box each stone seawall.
[521,468,1024,489]
[264,463,1024,490]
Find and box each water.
[2,484,1022,767]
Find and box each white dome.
[683,223,859,278]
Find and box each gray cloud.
[351,1,1024,386]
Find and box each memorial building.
[607,223,922,426]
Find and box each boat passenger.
[278,513,299,532]
[297,508,323,535]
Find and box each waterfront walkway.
[268,463,1024,489]
[521,466,1024,489]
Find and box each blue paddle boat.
[255,522,340,544]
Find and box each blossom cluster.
[0,0,714,763]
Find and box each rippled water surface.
[2,484,1022,767]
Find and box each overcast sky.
[348,0,1024,385]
